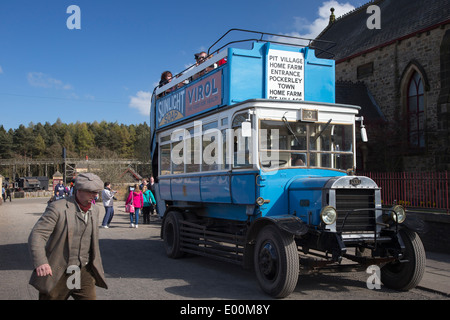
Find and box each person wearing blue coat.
[142,186,156,224]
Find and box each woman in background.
[125,184,143,228]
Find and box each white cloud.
[27,72,73,90]
[129,91,151,116]
[274,1,355,44]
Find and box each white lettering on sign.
[267,49,304,101]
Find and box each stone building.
[314,0,450,172]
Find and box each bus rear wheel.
[254,225,299,298]
[163,211,185,259]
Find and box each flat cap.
[75,173,103,192]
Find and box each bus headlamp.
[320,206,337,225]
[390,205,406,223]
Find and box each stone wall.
[409,211,450,254]
[335,24,450,172]
[436,29,450,171]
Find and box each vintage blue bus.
[149,29,425,298]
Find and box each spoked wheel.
[381,229,426,291]
[254,225,299,298]
[163,211,185,259]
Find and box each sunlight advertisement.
[157,89,186,126]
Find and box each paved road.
[0,197,448,302]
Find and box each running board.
[179,220,246,265]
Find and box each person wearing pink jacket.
[125,184,144,228]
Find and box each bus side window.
[172,140,184,174]
[152,143,159,180]
[203,121,219,171]
[186,128,200,173]
[160,144,171,175]
[221,129,229,170]
[232,113,252,168]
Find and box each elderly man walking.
[28,173,108,300]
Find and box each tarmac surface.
[419,251,450,296]
[0,196,449,300]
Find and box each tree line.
[0,119,150,162]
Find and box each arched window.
[407,71,425,149]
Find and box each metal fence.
[360,171,449,213]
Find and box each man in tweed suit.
[28,173,108,300]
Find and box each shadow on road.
[0,243,33,271]
[98,236,399,300]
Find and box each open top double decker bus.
[149,29,425,298]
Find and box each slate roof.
[314,0,450,61]
[120,167,142,181]
[335,81,386,123]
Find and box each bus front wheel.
[381,229,426,291]
[254,225,299,298]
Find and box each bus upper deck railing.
[154,28,336,98]
[155,50,227,97]
[207,28,336,57]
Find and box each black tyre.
[381,229,426,290]
[254,225,299,298]
[163,211,185,258]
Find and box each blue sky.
[0,0,363,130]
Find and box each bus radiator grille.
[335,189,376,232]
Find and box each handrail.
[154,50,227,96]
[207,28,336,57]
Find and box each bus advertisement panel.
[157,70,222,127]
